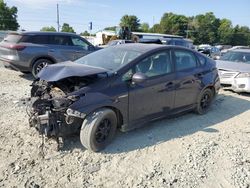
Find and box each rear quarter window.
[3,34,22,43]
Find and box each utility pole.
[57,4,60,32]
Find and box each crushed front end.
[27,77,92,140]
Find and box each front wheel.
[196,88,213,115]
[80,108,117,152]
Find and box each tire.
[31,59,52,78]
[80,108,117,152]
[196,88,213,115]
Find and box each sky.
[4,0,250,34]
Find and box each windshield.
[221,51,250,63]
[75,47,142,71]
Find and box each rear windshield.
[3,34,22,43]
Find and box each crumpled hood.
[37,61,108,82]
[216,60,250,72]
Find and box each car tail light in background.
[0,44,26,51]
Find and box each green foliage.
[0,0,19,30]
[61,23,75,33]
[140,23,150,32]
[150,24,161,33]
[120,15,140,32]
[189,12,220,44]
[217,19,233,44]
[40,26,56,32]
[104,26,117,31]
[80,30,90,36]
[160,12,189,37]
[232,25,250,46]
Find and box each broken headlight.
[66,108,86,119]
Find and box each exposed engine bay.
[27,75,99,150]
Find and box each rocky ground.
[0,66,249,188]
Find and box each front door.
[128,51,175,124]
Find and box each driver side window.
[71,37,89,50]
[122,51,172,81]
[135,51,172,77]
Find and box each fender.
[68,92,128,124]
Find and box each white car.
[216,49,250,93]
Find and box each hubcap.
[95,119,112,143]
[200,93,210,109]
[36,62,48,74]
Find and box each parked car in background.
[221,46,250,56]
[132,32,194,49]
[198,45,221,59]
[0,31,97,77]
[216,49,250,93]
[28,44,220,152]
[107,39,134,46]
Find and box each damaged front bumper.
[27,94,83,138]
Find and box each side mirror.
[132,72,147,84]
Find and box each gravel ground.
[0,66,249,188]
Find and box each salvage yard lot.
[0,66,249,188]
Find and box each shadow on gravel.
[103,93,250,154]
[19,73,35,81]
[61,93,250,153]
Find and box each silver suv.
[0,31,96,76]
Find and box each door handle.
[165,82,174,89]
[75,51,81,53]
[195,73,204,78]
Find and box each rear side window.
[174,50,197,71]
[50,35,73,46]
[3,34,22,43]
[26,35,50,44]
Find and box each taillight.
[2,44,26,51]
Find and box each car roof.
[110,43,188,53]
[231,49,250,53]
[19,31,79,36]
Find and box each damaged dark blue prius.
[28,44,220,152]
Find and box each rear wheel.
[196,88,213,115]
[80,108,117,152]
[32,59,52,77]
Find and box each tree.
[188,12,220,44]
[80,30,90,36]
[140,22,150,32]
[150,24,161,33]
[232,25,250,46]
[160,12,189,36]
[61,23,75,33]
[104,26,117,31]
[40,26,56,32]
[218,19,233,44]
[0,0,19,30]
[120,15,140,31]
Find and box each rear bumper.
[0,57,30,72]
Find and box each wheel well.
[31,56,56,68]
[205,85,215,97]
[103,106,124,128]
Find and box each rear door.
[128,50,176,124]
[173,49,202,108]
